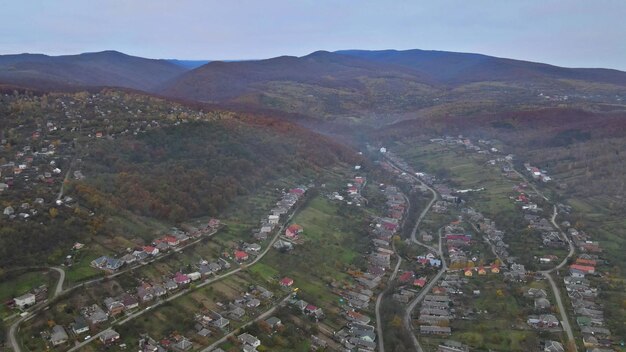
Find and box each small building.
[280,277,294,287]
[50,325,69,346]
[268,215,280,224]
[172,337,193,351]
[174,272,191,285]
[544,340,565,352]
[234,250,249,262]
[285,224,303,239]
[265,316,282,329]
[72,316,90,334]
[99,329,120,345]
[238,333,261,348]
[143,246,159,256]
[420,325,451,335]
[188,272,201,281]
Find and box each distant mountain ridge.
[159,49,626,119]
[2,48,626,120]
[336,49,626,86]
[160,50,437,102]
[0,50,187,91]
[166,59,211,69]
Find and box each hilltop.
[0,51,187,91]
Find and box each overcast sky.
[1,0,625,70]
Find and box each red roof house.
[398,271,414,283]
[414,277,427,288]
[234,250,249,262]
[570,264,595,274]
[143,246,159,256]
[289,188,305,195]
[285,224,303,239]
[279,277,294,287]
[163,235,180,246]
[305,304,318,313]
[174,272,190,285]
[575,258,597,267]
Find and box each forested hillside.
[0,51,187,91]
[79,116,357,222]
[0,90,358,268]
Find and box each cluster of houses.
[0,92,213,224]
[565,257,613,349]
[330,184,408,351]
[335,309,376,351]
[329,174,367,206]
[418,294,452,336]
[280,280,325,322]
[0,134,66,220]
[46,322,119,348]
[0,116,64,192]
[568,226,603,254]
[526,313,560,330]
[466,208,511,263]
[511,184,569,253]
[430,136,509,158]
[524,163,552,183]
[252,186,307,242]
[437,340,470,352]
[288,296,326,321]
[347,176,367,205]
[44,305,118,347]
[525,287,552,310]
[91,222,219,273]
[523,288,559,331]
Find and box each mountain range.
[0,50,185,91]
[1,48,626,120]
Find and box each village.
[372,139,616,352]
[0,90,619,352]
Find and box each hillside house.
[285,224,303,239]
[280,277,294,287]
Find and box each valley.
[1,46,626,352]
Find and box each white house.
[188,272,201,281]
[268,215,279,224]
[238,333,261,347]
[14,293,36,308]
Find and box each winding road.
[375,238,403,352]
[375,192,414,352]
[538,205,578,351]
[8,267,65,352]
[383,153,442,352]
[508,161,578,351]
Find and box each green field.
[257,196,371,315]
[0,269,57,319]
